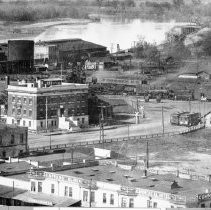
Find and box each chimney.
[117,44,120,52]
[51,163,54,171]
[5,76,10,88]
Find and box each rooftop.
[7,78,88,93]
[50,164,211,201]
[0,184,26,198]
[0,161,32,176]
[13,191,80,207]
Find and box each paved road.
[28,122,186,148]
[28,99,210,148]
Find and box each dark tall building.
[7,40,34,74]
[0,123,28,158]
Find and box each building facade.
[6,78,89,131]
[0,124,28,158]
[26,164,211,208]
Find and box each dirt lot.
[100,128,211,175]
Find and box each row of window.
[12,96,32,105]
[40,120,57,128]
[12,108,32,117]
[12,119,32,127]
[0,134,24,145]
[32,182,160,208]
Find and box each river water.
[35,18,191,51]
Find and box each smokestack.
[117,44,120,52]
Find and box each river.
[35,18,192,51]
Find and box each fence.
[29,124,204,153]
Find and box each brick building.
[0,124,28,159]
[6,78,89,131]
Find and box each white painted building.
[205,112,211,128]
[26,164,211,208]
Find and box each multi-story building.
[6,78,89,131]
[0,123,28,158]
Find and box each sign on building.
[198,192,211,202]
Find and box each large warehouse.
[35,38,108,68]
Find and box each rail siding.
[29,124,204,152]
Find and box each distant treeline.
[0,0,211,23]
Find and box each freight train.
[170,112,201,127]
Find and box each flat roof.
[0,162,32,175]
[51,165,211,200]
[0,185,26,198]
[13,191,80,207]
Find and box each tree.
[173,0,184,9]
[198,31,211,56]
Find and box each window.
[83,190,88,202]
[23,98,27,104]
[129,198,134,208]
[29,110,32,117]
[82,118,85,124]
[51,184,55,194]
[171,206,174,208]
[20,134,24,144]
[147,200,152,208]
[12,119,14,124]
[38,182,42,192]
[17,120,20,125]
[91,191,95,203]
[11,134,14,144]
[23,109,27,115]
[17,109,21,115]
[51,121,54,126]
[12,96,15,102]
[69,187,72,197]
[0,136,2,145]
[55,121,57,126]
[201,203,205,208]
[153,202,157,208]
[23,120,26,126]
[12,108,15,115]
[64,186,68,196]
[2,151,6,158]
[29,98,32,105]
[121,197,127,207]
[110,194,114,205]
[40,121,43,128]
[31,181,36,192]
[17,97,21,103]
[103,193,106,203]
[29,121,31,127]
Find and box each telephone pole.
[45,97,48,132]
[162,106,164,135]
[98,105,106,148]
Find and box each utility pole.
[89,179,92,208]
[146,141,149,169]
[162,106,164,135]
[45,97,48,132]
[99,105,105,148]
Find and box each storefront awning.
[13,191,80,207]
